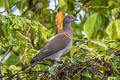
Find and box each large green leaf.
[106,19,120,40]
[58,0,68,12]
[0,0,19,7]
[4,53,21,66]
[84,13,102,39]
[0,0,5,7]
[70,46,78,57]
[88,41,108,50]
[88,0,108,12]
[112,7,120,20]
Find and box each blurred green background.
[0,0,120,80]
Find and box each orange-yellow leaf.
[55,12,65,31]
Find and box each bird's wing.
[31,33,71,63]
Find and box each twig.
[0,70,2,80]
[7,64,30,80]
[78,66,86,74]
[110,59,120,74]
[83,6,109,9]
[0,46,13,63]
[29,62,38,70]
[4,0,11,14]
[7,61,50,80]
[62,31,118,42]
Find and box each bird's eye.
[68,16,72,19]
[68,16,74,19]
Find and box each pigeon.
[30,15,77,64]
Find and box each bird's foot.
[56,61,63,64]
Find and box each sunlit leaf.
[0,0,5,7]
[4,53,21,66]
[84,13,103,39]
[81,72,91,78]
[112,7,120,20]
[70,46,78,57]
[107,77,119,80]
[39,64,49,71]
[9,65,21,71]
[106,19,120,40]
[88,41,108,50]
[2,24,9,37]
[69,57,77,64]
[48,63,60,75]
[58,0,68,12]
[108,0,116,6]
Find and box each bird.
[30,15,77,65]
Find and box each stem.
[0,46,13,63]
[63,31,118,42]
[0,70,2,80]
[4,0,11,14]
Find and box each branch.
[0,70,2,80]
[0,46,13,63]
[4,0,12,15]
[7,64,30,80]
[28,0,34,10]
[62,31,118,42]
[21,0,38,15]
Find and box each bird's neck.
[63,22,72,37]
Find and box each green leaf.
[106,19,120,40]
[4,53,21,66]
[48,66,56,75]
[86,0,107,13]
[112,7,120,20]
[48,63,60,75]
[2,24,9,37]
[88,41,108,50]
[70,46,78,57]
[69,57,77,64]
[58,0,68,12]
[39,64,49,71]
[108,0,116,6]
[0,0,5,7]
[84,13,102,39]
[58,0,66,7]
[8,0,18,6]
[9,65,21,71]
[81,72,91,78]
[107,77,119,80]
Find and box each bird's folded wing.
[31,33,71,62]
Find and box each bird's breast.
[45,40,72,61]
[62,40,72,55]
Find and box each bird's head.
[64,15,78,23]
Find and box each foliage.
[0,0,120,80]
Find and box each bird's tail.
[30,53,43,64]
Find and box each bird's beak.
[73,18,78,21]
[75,18,78,21]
